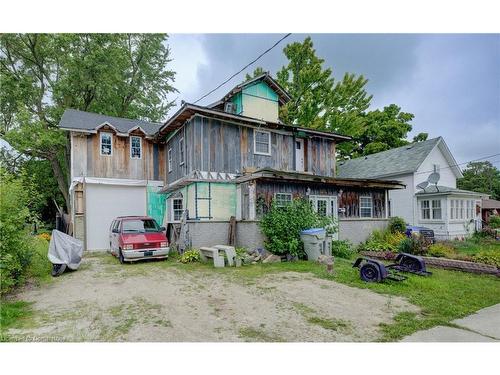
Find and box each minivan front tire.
[118,249,125,264]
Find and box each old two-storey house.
[60,74,404,251]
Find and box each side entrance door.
[309,195,339,240]
[295,139,304,172]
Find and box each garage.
[85,182,147,250]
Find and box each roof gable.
[337,137,443,179]
[58,109,162,137]
[210,73,291,108]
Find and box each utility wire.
[413,152,500,176]
[193,33,292,105]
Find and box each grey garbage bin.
[300,228,326,261]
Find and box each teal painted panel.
[243,81,278,101]
[231,92,243,114]
[147,186,167,225]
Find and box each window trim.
[274,192,292,207]
[168,147,172,173]
[99,132,113,156]
[359,195,373,218]
[420,200,431,220]
[171,198,184,222]
[179,137,185,165]
[431,199,442,220]
[253,129,271,156]
[129,135,142,159]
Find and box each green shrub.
[398,235,430,256]
[357,229,406,253]
[359,239,397,252]
[428,243,456,258]
[388,216,406,233]
[179,249,201,263]
[260,198,337,258]
[0,169,39,295]
[331,240,354,259]
[488,215,500,229]
[473,251,500,268]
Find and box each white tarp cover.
[48,230,84,270]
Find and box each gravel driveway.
[7,253,418,342]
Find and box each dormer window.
[130,136,142,159]
[100,132,113,156]
[254,129,271,156]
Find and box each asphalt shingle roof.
[336,137,442,179]
[59,109,162,136]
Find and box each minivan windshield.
[122,219,160,233]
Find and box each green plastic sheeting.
[147,186,166,225]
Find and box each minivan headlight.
[160,242,167,248]
[123,244,133,250]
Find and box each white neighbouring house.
[337,137,486,240]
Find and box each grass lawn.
[0,237,52,340]
[448,236,500,256]
[180,256,500,341]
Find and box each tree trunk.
[48,155,70,214]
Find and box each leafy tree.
[413,132,429,142]
[0,144,62,224]
[457,161,500,200]
[0,34,177,212]
[276,37,421,159]
[244,67,266,81]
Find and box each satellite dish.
[416,181,429,190]
[427,172,440,185]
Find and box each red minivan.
[109,216,169,263]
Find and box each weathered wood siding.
[255,180,386,218]
[306,137,336,176]
[71,131,166,181]
[165,115,336,180]
[165,119,191,184]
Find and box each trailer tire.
[400,257,421,272]
[360,263,381,282]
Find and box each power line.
[193,33,292,105]
[414,152,500,176]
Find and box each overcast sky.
[166,33,500,166]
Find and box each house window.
[421,200,430,220]
[179,138,185,165]
[459,200,464,219]
[172,198,183,221]
[450,200,455,219]
[130,136,141,159]
[100,132,112,156]
[317,199,328,216]
[254,129,271,156]
[168,148,172,172]
[274,193,292,207]
[360,196,373,218]
[466,200,474,219]
[432,199,442,220]
[454,199,459,219]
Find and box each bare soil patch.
[6,254,418,342]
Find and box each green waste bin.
[300,228,326,261]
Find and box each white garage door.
[85,184,147,250]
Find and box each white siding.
[382,173,415,225]
[416,143,458,188]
